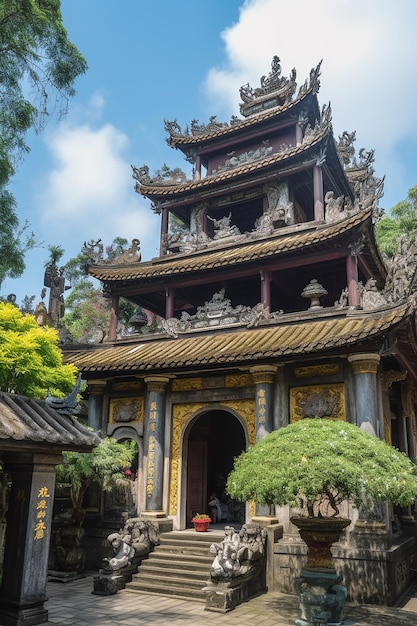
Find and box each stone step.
[139,561,210,580]
[125,580,205,602]
[147,550,212,566]
[124,530,218,602]
[140,558,211,574]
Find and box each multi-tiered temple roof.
[70,57,417,381]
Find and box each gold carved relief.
[294,364,339,378]
[111,381,142,392]
[401,381,415,420]
[109,397,144,424]
[225,374,253,388]
[169,399,256,516]
[290,384,345,423]
[380,370,407,390]
[172,378,203,392]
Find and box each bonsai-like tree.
[227,419,417,518]
[55,437,137,526]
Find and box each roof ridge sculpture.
[163,57,322,146]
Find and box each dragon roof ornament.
[83,238,141,266]
[163,57,322,144]
[335,133,385,219]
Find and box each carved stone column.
[250,366,278,519]
[348,354,381,437]
[0,452,62,626]
[250,366,277,440]
[313,165,324,221]
[143,376,170,513]
[87,379,107,434]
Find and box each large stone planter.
[291,517,351,626]
[290,517,350,570]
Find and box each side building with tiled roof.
[64,57,417,604]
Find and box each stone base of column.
[251,515,280,526]
[141,510,167,518]
[141,511,173,533]
[0,600,48,626]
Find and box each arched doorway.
[185,409,246,526]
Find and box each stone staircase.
[125,530,224,602]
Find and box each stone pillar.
[87,379,107,434]
[0,452,62,626]
[347,354,381,437]
[109,294,119,341]
[250,366,278,519]
[313,165,324,221]
[260,269,271,311]
[143,376,169,513]
[250,366,277,440]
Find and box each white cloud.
[38,121,160,261]
[204,0,417,209]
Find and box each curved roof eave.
[138,127,332,203]
[64,301,414,376]
[88,207,375,283]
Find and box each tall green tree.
[0,0,87,287]
[61,242,137,341]
[0,301,77,396]
[376,185,417,257]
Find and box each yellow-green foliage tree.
[0,302,77,397]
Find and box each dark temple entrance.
[186,410,246,526]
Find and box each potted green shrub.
[53,437,136,573]
[226,418,417,625]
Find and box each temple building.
[64,57,417,604]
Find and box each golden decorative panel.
[225,374,253,388]
[111,381,142,391]
[169,399,256,516]
[109,397,144,424]
[294,364,339,378]
[172,378,203,391]
[290,384,345,423]
[380,370,407,390]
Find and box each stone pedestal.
[294,569,347,626]
[203,573,265,613]
[92,562,139,595]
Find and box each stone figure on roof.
[207,212,240,239]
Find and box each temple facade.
[65,57,417,604]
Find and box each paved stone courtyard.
[36,574,417,626]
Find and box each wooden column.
[194,155,201,180]
[165,287,175,319]
[160,207,169,255]
[295,123,303,146]
[109,294,119,341]
[313,165,324,221]
[346,253,360,307]
[260,269,271,310]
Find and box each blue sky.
[5,0,417,305]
